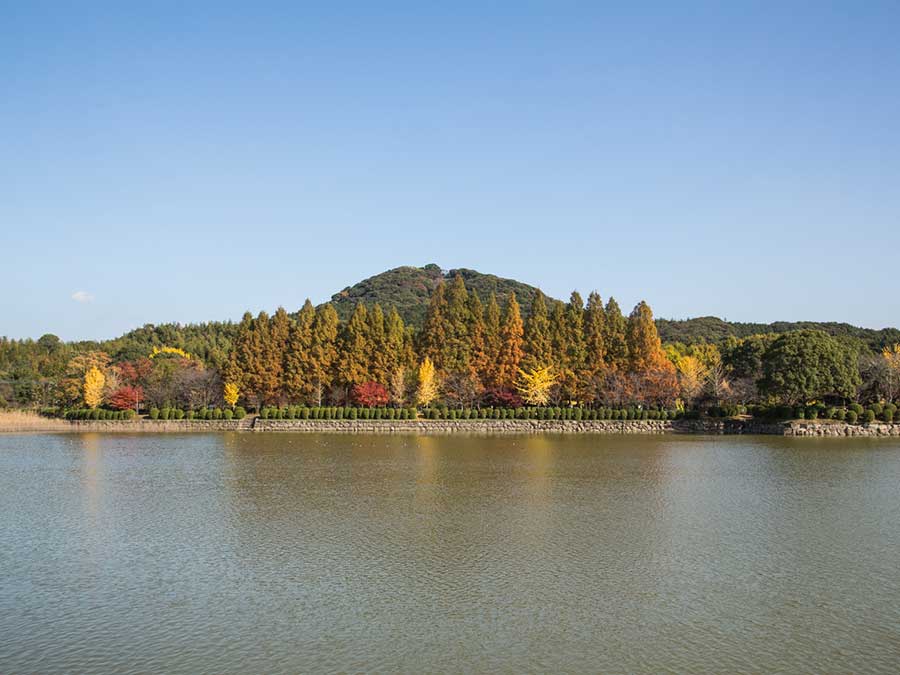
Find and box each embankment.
[2,412,898,436]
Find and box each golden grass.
[0,411,73,432]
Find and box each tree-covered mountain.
[325,264,547,327]
[656,316,900,352]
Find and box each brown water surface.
[1,433,899,673]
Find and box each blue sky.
[3,1,899,340]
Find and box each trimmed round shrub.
[846,410,858,424]
[224,409,234,420]
[849,403,864,415]
[806,407,818,420]
[232,406,244,420]
[883,409,894,423]
[149,408,160,420]
[864,409,876,424]
[833,408,846,421]
[870,402,883,416]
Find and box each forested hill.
[326,266,899,348]
[656,316,900,351]
[325,264,546,327]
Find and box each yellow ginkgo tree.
[675,355,708,406]
[516,365,556,406]
[223,382,240,409]
[417,357,439,407]
[83,366,105,409]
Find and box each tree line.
[2,274,899,415]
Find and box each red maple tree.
[351,381,390,407]
[109,385,144,411]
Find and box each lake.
[1,432,899,673]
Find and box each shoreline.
[1,414,898,437]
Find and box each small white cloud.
[71,290,94,303]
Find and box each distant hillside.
[325,264,548,327]
[656,316,900,351]
[325,266,899,348]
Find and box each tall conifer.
[337,303,371,389]
[496,293,524,389]
[524,290,552,370]
[444,274,472,375]
[603,297,629,370]
[309,304,339,405]
[420,280,448,371]
[584,292,606,379]
[565,291,587,400]
[483,293,502,387]
[367,303,389,385]
[284,299,315,402]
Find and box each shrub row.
[258,406,682,421]
[752,402,896,424]
[65,409,137,421]
[260,406,419,420]
[148,407,246,421]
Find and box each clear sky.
[3,1,899,341]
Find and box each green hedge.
[250,406,682,421]
[64,408,136,421]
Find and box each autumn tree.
[262,307,291,405]
[389,366,409,405]
[481,293,502,388]
[61,351,111,406]
[495,293,524,390]
[623,301,678,406]
[420,280,448,371]
[108,385,143,411]
[417,356,439,406]
[467,292,488,390]
[367,303,390,385]
[352,381,390,407]
[517,366,557,406]
[675,355,708,406]
[443,274,472,375]
[523,290,552,371]
[583,291,606,395]
[283,299,315,403]
[223,381,239,408]
[385,307,413,376]
[603,297,628,371]
[564,291,587,401]
[308,304,339,406]
[83,366,105,408]
[336,303,371,394]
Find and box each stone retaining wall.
[5,418,899,437]
[784,422,900,437]
[59,420,244,432]
[251,418,819,435]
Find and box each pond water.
[1,432,899,673]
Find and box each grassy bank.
[0,412,76,433]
